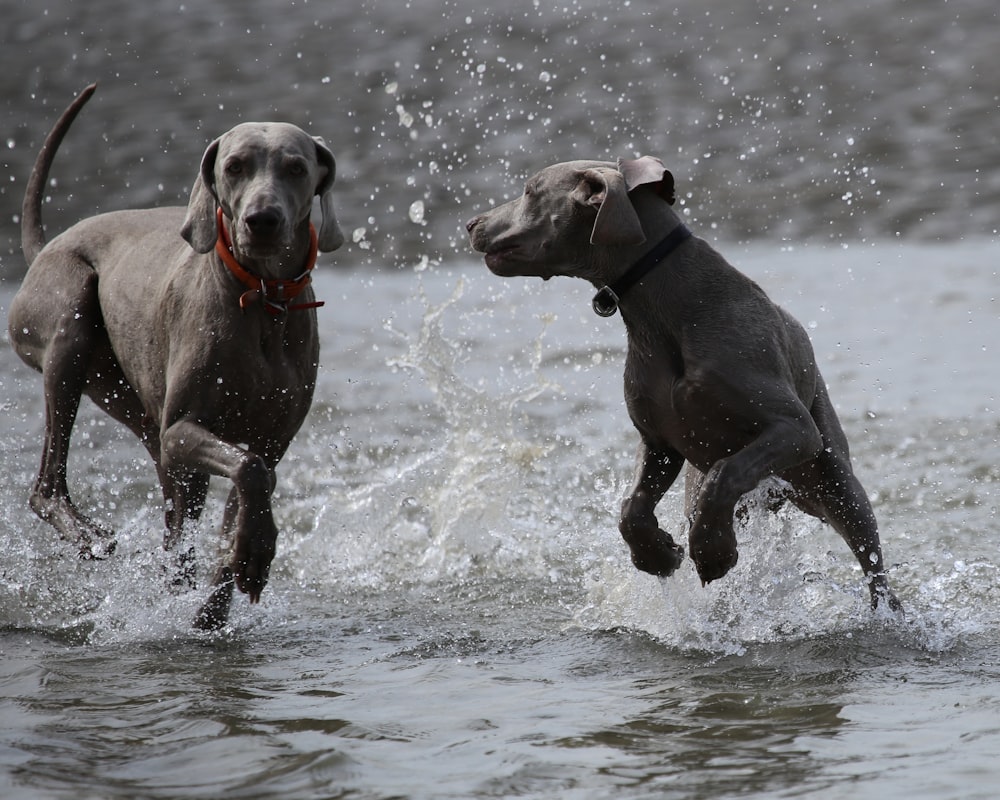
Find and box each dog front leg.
[192,487,245,631]
[160,467,209,591]
[619,441,686,576]
[161,419,279,617]
[689,415,822,585]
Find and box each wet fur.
[8,85,346,630]
[467,156,901,612]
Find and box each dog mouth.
[483,245,521,273]
[483,244,559,281]
[234,227,288,257]
[246,242,285,257]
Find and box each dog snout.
[466,213,492,253]
[244,206,283,238]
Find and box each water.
[3,1,1000,798]
[3,244,1000,798]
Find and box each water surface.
[3,240,1000,797]
[2,1,1000,798]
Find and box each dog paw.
[193,567,234,631]
[877,591,904,616]
[689,516,739,585]
[625,528,685,577]
[692,548,739,585]
[165,545,197,593]
[78,531,117,560]
[30,495,117,559]
[869,580,904,616]
[231,531,276,603]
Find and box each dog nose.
[465,215,481,234]
[245,207,282,237]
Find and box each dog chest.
[625,367,766,471]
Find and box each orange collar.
[214,208,324,315]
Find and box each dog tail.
[21,83,97,266]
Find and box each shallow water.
[3,0,1000,797]
[3,238,1000,798]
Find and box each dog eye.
[224,160,243,176]
[287,162,307,177]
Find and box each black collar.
[592,223,692,317]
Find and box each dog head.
[181,122,345,257]
[466,156,674,281]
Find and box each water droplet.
[408,200,425,224]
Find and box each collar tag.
[592,286,620,317]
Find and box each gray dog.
[466,156,901,612]
[8,85,345,629]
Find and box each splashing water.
[2,264,997,654]
[282,276,562,594]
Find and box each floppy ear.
[313,136,345,252]
[180,138,221,253]
[617,155,676,205]
[575,167,646,246]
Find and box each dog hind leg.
[689,411,823,585]
[789,452,902,612]
[12,266,116,558]
[785,382,902,611]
